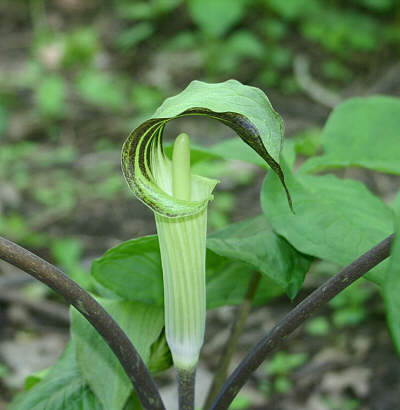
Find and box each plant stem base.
[177,367,196,410]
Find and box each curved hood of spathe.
[121,79,292,217]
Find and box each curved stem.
[203,272,261,409]
[177,367,196,410]
[210,234,394,410]
[0,236,165,410]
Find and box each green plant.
[2,80,399,410]
[260,351,308,395]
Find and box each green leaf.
[71,299,163,410]
[384,214,400,355]
[122,80,292,217]
[205,257,283,308]
[147,331,172,374]
[207,215,313,298]
[187,0,249,37]
[9,342,103,410]
[261,162,394,284]
[92,235,164,306]
[300,97,400,174]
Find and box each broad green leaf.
[71,300,164,410]
[206,257,283,309]
[261,162,394,284]
[384,214,400,355]
[9,342,103,410]
[207,215,313,298]
[187,0,249,37]
[92,236,164,306]
[92,234,285,308]
[299,97,400,174]
[122,79,292,218]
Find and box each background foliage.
[1,0,400,408]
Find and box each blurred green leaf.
[274,376,292,393]
[301,9,379,53]
[187,0,249,37]
[117,0,182,19]
[300,97,400,174]
[116,23,154,50]
[293,128,322,157]
[0,104,8,135]
[76,71,126,110]
[333,308,367,327]
[260,18,288,40]
[267,45,292,69]
[351,0,395,12]
[130,84,165,113]
[51,238,90,288]
[35,74,66,118]
[322,60,352,82]
[259,68,279,87]
[263,0,320,20]
[264,351,308,375]
[214,30,264,73]
[0,363,8,378]
[305,317,330,336]
[62,28,98,68]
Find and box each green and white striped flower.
[121,79,290,371]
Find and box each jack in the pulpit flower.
[121,79,291,371]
